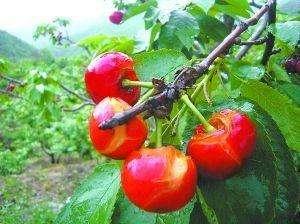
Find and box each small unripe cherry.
[187,109,256,180]
[89,97,147,159]
[121,146,197,213]
[84,52,141,105]
[109,11,124,24]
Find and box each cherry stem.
[180,94,216,133]
[156,118,163,147]
[136,88,154,105]
[122,79,153,88]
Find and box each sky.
[0,0,115,42]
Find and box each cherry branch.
[58,82,94,104]
[235,37,267,45]
[235,14,268,59]
[261,0,277,65]
[0,74,25,86]
[100,0,275,130]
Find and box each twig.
[235,14,268,59]
[63,101,94,112]
[235,37,267,45]
[100,0,275,130]
[0,74,25,86]
[0,89,23,99]
[261,0,277,65]
[58,82,94,104]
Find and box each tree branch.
[235,14,268,59]
[100,0,275,130]
[0,89,23,99]
[58,82,94,104]
[63,101,94,112]
[0,74,25,86]
[261,0,277,65]
[235,37,267,45]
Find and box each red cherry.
[187,109,256,180]
[121,146,197,213]
[109,11,124,24]
[89,97,147,159]
[85,52,141,105]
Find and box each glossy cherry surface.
[187,109,256,180]
[85,52,140,105]
[89,97,147,159]
[121,146,197,213]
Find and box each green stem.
[162,74,210,136]
[136,88,154,105]
[156,118,163,147]
[122,79,153,88]
[180,94,215,133]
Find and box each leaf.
[240,80,300,151]
[158,10,199,50]
[156,199,195,224]
[55,162,121,224]
[183,101,299,223]
[276,83,300,106]
[192,0,215,13]
[213,0,250,18]
[133,49,188,82]
[77,35,135,54]
[192,15,229,41]
[124,0,158,20]
[278,0,300,16]
[227,60,265,81]
[271,21,300,47]
[144,6,160,29]
[112,193,156,224]
[112,192,196,224]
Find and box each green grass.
[0,176,56,224]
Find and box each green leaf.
[112,192,196,224]
[77,35,135,54]
[213,0,250,18]
[271,21,300,47]
[278,0,300,16]
[112,193,156,224]
[133,49,188,82]
[193,15,229,41]
[144,6,160,29]
[192,0,215,13]
[55,162,121,224]
[227,60,265,81]
[183,101,298,223]
[158,10,199,50]
[241,80,300,151]
[156,199,195,224]
[124,0,158,20]
[276,83,300,106]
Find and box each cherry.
[284,56,300,74]
[89,97,147,159]
[121,146,197,213]
[109,11,124,24]
[187,109,256,180]
[85,52,141,105]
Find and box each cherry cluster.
[84,52,256,213]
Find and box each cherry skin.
[121,146,197,213]
[89,97,147,160]
[109,11,124,24]
[187,109,256,180]
[85,52,140,105]
[284,56,300,74]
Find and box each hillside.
[0,30,40,61]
